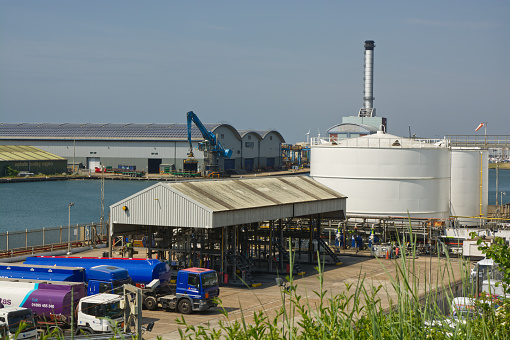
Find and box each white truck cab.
[0,307,38,340]
[76,294,124,334]
[0,322,8,340]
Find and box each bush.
[5,166,19,177]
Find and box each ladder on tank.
[315,236,343,265]
[273,239,305,276]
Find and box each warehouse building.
[0,123,285,173]
[0,145,67,176]
[109,176,346,284]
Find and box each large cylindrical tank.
[310,131,451,219]
[450,148,488,226]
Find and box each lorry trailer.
[0,278,124,336]
[0,263,131,296]
[0,279,85,320]
[24,256,172,288]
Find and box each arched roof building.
[0,122,285,174]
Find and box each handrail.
[0,223,108,258]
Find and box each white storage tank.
[450,148,488,226]
[310,131,451,219]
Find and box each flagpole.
[484,122,487,148]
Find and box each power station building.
[0,123,285,173]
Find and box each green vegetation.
[176,233,510,339]
[4,166,19,177]
[476,235,510,295]
[489,163,510,170]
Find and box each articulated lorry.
[25,257,220,313]
[0,278,123,336]
[0,263,131,296]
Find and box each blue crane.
[186,111,233,159]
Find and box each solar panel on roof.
[0,122,253,139]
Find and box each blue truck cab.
[85,265,132,295]
[159,267,219,314]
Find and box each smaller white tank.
[450,148,488,226]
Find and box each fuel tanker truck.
[0,278,123,336]
[24,257,220,313]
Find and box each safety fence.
[0,223,108,259]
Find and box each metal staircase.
[227,251,257,285]
[315,236,343,265]
[273,239,305,276]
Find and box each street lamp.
[67,203,75,255]
[501,192,507,206]
[275,277,289,335]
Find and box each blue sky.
[1,1,509,143]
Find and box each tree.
[475,235,510,295]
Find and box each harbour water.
[0,179,153,233]
[0,169,509,233]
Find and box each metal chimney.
[359,40,375,117]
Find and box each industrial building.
[0,145,67,176]
[0,122,285,173]
[109,176,346,284]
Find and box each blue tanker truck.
[0,263,131,296]
[24,256,220,313]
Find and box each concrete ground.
[29,246,465,340]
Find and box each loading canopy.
[110,176,347,234]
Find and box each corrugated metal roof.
[169,176,344,212]
[0,145,66,161]
[110,176,346,229]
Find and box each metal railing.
[311,136,448,148]
[0,223,108,258]
[445,135,510,148]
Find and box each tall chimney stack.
[359,40,375,117]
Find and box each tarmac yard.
[139,253,464,340]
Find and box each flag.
[475,123,484,132]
